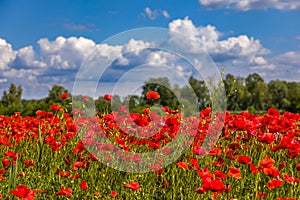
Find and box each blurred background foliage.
[0,72,299,116]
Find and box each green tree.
[245,73,268,110]
[142,77,180,110]
[111,95,122,111]
[253,81,270,110]
[188,76,210,111]
[224,74,238,110]
[268,80,289,110]
[46,85,69,103]
[22,99,49,116]
[46,85,71,112]
[286,82,300,113]
[179,85,198,115]
[224,75,248,111]
[1,83,23,115]
[245,73,264,93]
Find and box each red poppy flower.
[49,104,63,111]
[237,155,251,165]
[128,154,143,163]
[263,166,279,178]
[88,153,98,161]
[146,91,160,100]
[148,141,160,149]
[204,179,226,193]
[10,185,37,200]
[104,94,113,101]
[198,167,213,182]
[226,185,232,193]
[162,148,172,155]
[124,181,140,191]
[250,163,258,174]
[142,107,150,115]
[256,192,267,198]
[162,106,169,112]
[155,168,164,175]
[267,179,284,190]
[192,145,206,156]
[228,167,242,179]
[208,147,222,156]
[73,161,85,169]
[56,186,72,197]
[24,160,35,167]
[72,141,86,154]
[196,186,206,194]
[70,173,80,180]
[282,173,300,184]
[81,96,89,101]
[177,162,189,170]
[200,107,211,117]
[190,158,198,166]
[80,180,89,190]
[60,93,68,99]
[2,158,10,168]
[190,158,199,170]
[260,156,275,168]
[5,151,19,160]
[59,171,70,178]
[110,191,118,197]
[214,170,226,179]
[164,180,169,187]
[268,108,280,116]
[279,161,285,169]
[296,164,300,172]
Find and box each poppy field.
[0,93,300,199]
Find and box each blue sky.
[0,0,300,99]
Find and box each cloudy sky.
[0,0,299,99]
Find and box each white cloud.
[122,39,152,55]
[96,43,123,60]
[147,51,169,65]
[38,36,96,69]
[168,18,219,53]
[0,78,7,83]
[3,68,40,79]
[249,56,276,70]
[116,56,130,66]
[146,50,178,66]
[12,46,46,68]
[251,56,267,65]
[275,51,300,67]
[144,7,170,20]
[168,17,269,63]
[64,23,92,31]
[248,51,300,81]
[216,35,270,57]
[162,10,170,18]
[250,64,276,70]
[0,38,16,70]
[199,0,300,11]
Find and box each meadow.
[0,93,299,199]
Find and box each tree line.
[0,73,299,116]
